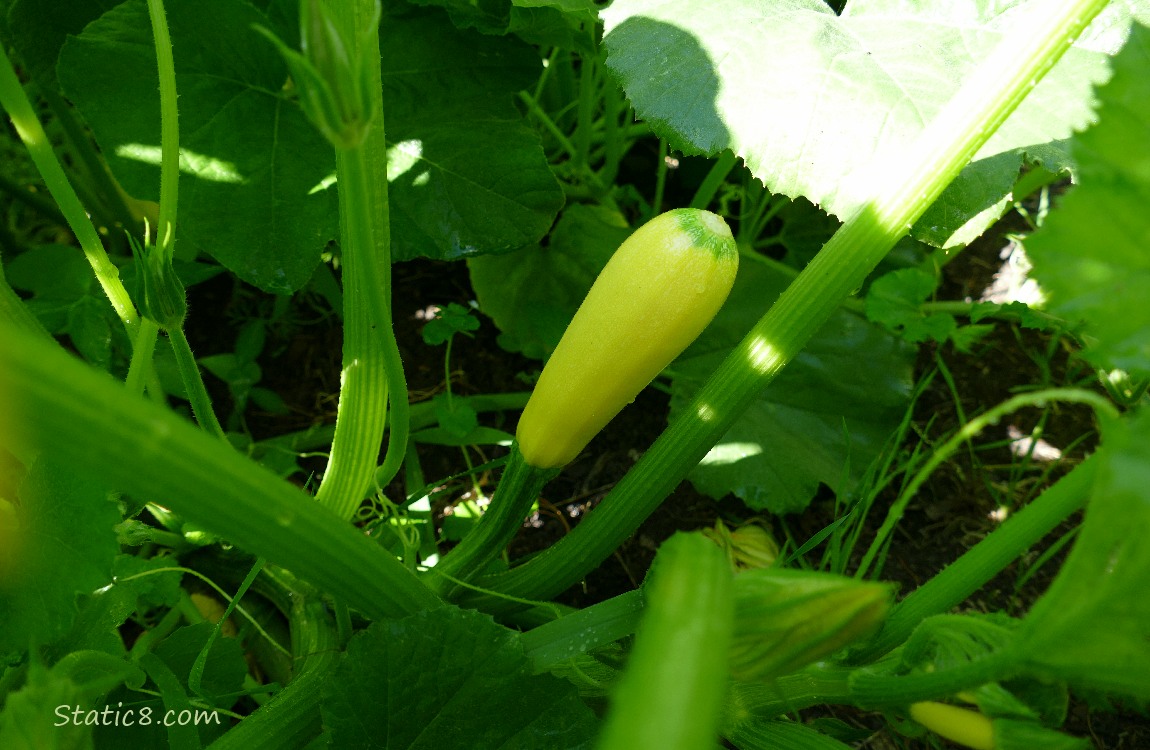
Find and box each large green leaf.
[322,607,598,749]
[467,204,632,359]
[1011,409,1150,701]
[4,0,117,85]
[57,0,335,293]
[56,0,563,290]
[1026,22,1150,376]
[602,0,1150,249]
[0,455,120,660]
[669,262,914,514]
[381,4,565,261]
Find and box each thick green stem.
[470,0,1109,608]
[848,455,1098,664]
[0,322,441,619]
[428,442,557,596]
[0,47,139,333]
[848,650,1018,709]
[723,668,857,725]
[313,0,402,519]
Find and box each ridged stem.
[0,322,441,619]
[313,0,400,520]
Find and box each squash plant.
[2,0,1149,748]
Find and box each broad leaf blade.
[670,262,914,514]
[602,0,1150,248]
[1012,409,1150,701]
[57,0,563,291]
[58,0,335,293]
[4,0,117,85]
[381,5,565,262]
[322,607,598,749]
[1026,22,1150,376]
[0,455,120,660]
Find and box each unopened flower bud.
[703,519,779,571]
[130,234,186,329]
[256,0,380,149]
[729,568,892,682]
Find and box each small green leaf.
[322,607,598,749]
[199,354,261,399]
[0,659,90,750]
[421,303,480,346]
[949,323,996,353]
[249,386,290,415]
[865,268,956,344]
[4,245,94,301]
[112,554,184,612]
[433,393,480,438]
[66,297,113,368]
[969,301,1055,331]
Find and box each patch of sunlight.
[980,239,1046,306]
[387,139,423,182]
[1006,424,1063,462]
[747,334,780,375]
[700,441,763,467]
[114,144,246,184]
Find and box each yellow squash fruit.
[516,208,738,469]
